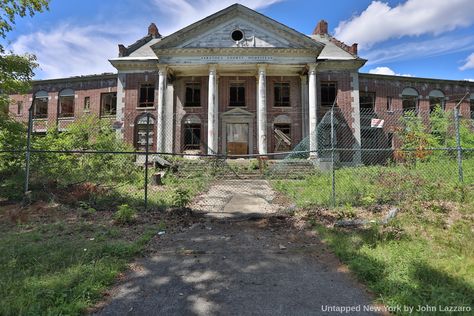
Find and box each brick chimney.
[313,20,328,35]
[349,43,358,55]
[148,23,161,38]
[118,44,127,57]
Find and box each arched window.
[401,87,419,113]
[59,88,75,118]
[33,91,48,119]
[429,90,445,113]
[273,115,291,152]
[135,114,155,151]
[183,115,201,151]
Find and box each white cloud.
[152,0,284,35]
[335,0,474,49]
[464,78,474,82]
[460,52,474,70]
[364,35,474,65]
[10,23,141,79]
[368,66,412,77]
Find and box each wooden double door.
[226,123,249,155]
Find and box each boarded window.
[274,82,290,107]
[229,83,245,106]
[135,115,154,151]
[100,92,117,117]
[185,82,201,107]
[360,92,375,113]
[274,123,291,152]
[184,124,201,150]
[139,84,155,107]
[33,91,48,119]
[321,82,337,106]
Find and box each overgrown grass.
[314,203,474,314]
[273,157,474,208]
[0,211,157,315]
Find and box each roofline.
[359,72,474,86]
[32,73,117,85]
[153,3,324,51]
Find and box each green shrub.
[171,187,191,208]
[113,204,137,224]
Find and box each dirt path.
[93,181,379,316]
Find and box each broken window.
[139,84,155,107]
[185,82,201,107]
[84,97,90,112]
[135,114,154,151]
[429,90,445,113]
[184,124,201,150]
[100,92,117,117]
[359,92,375,114]
[321,82,337,107]
[58,89,75,118]
[33,91,48,119]
[274,123,291,152]
[387,96,393,112]
[229,83,245,107]
[401,87,419,114]
[274,82,290,107]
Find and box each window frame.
[134,115,155,152]
[386,96,393,112]
[138,83,155,108]
[273,82,291,107]
[320,81,338,107]
[84,96,91,112]
[184,82,201,107]
[183,123,201,150]
[229,83,246,107]
[359,92,376,113]
[58,89,75,119]
[17,101,23,116]
[33,92,49,119]
[100,92,117,117]
[470,99,474,120]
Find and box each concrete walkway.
[189,180,281,219]
[93,180,379,316]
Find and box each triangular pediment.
[222,108,254,117]
[152,4,323,52]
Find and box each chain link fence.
[1,104,473,212]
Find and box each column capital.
[208,64,217,74]
[308,63,317,74]
[158,65,168,75]
[257,64,267,73]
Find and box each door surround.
[221,108,255,155]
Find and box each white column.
[115,72,126,139]
[350,71,362,165]
[257,65,267,155]
[207,65,218,154]
[308,64,318,157]
[157,66,166,152]
[300,75,308,139]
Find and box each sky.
[3,0,474,81]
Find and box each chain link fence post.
[24,106,33,196]
[454,107,463,182]
[330,106,336,207]
[144,112,151,210]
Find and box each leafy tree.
[0,0,49,114]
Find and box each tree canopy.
[0,0,49,114]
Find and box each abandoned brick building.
[9,4,474,163]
